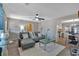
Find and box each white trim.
[62,18,79,23]
[7,14,46,23]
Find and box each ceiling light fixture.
[35,14,39,21]
[34,14,45,21]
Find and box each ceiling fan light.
[35,14,39,18]
[35,18,39,21]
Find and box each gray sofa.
[19,32,35,50]
[29,32,45,42]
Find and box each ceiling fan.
[33,14,45,21]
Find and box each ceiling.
[3,3,79,20]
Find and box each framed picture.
[27,23,32,32]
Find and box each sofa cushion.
[38,33,42,38]
[29,32,35,38]
[21,38,35,45]
[33,33,38,38]
[22,33,28,39]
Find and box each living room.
[0,3,79,56]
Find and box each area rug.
[19,42,65,56]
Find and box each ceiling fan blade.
[33,13,45,21]
[38,18,45,20]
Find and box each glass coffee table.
[39,39,55,50]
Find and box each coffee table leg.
[44,44,46,50]
[39,42,41,47]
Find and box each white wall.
[38,19,57,40]
[8,14,77,40]
[8,18,57,40]
[8,18,38,33]
[38,14,77,40]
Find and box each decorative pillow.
[33,33,37,38]
[29,32,34,38]
[38,33,41,37]
[22,33,28,39]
